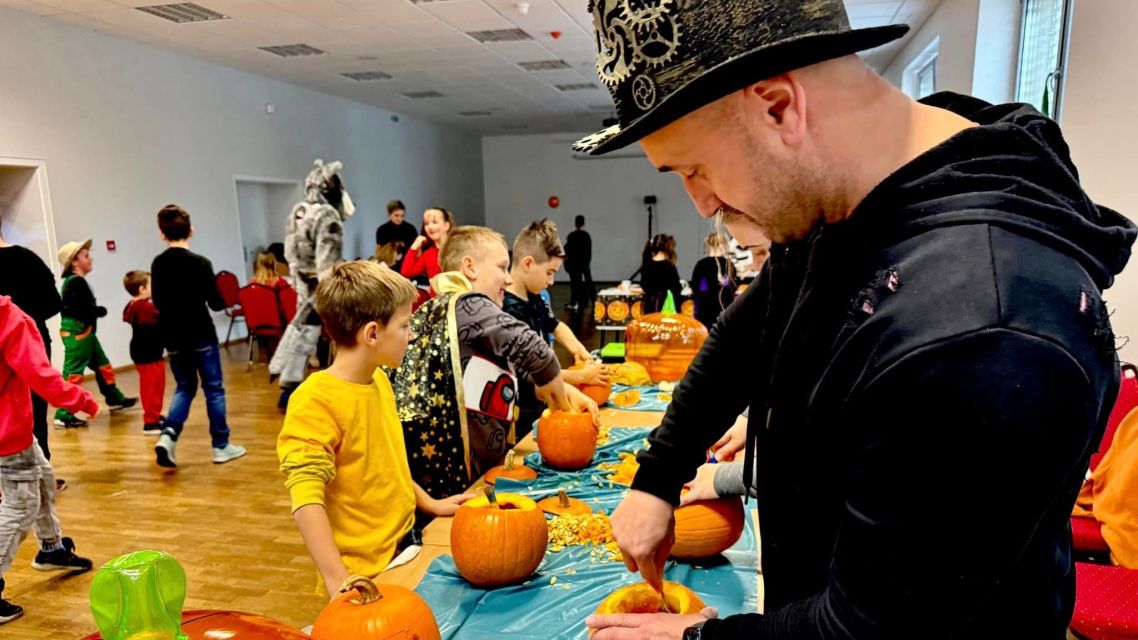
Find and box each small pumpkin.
[610,389,642,408]
[311,575,441,640]
[595,581,706,616]
[570,363,612,406]
[537,409,598,470]
[538,489,592,516]
[671,493,745,560]
[451,488,548,587]
[483,449,537,485]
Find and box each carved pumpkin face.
[671,493,745,560]
[537,410,598,470]
[450,493,548,587]
[595,581,706,616]
[625,313,709,383]
[311,576,440,640]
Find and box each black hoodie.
[633,93,1137,639]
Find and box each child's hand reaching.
[679,463,721,506]
[536,377,572,411]
[566,385,600,426]
[576,361,610,385]
[428,493,476,517]
[571,344,594,364]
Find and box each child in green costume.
[54,240,136,428]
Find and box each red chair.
[277,284,297,324]
[237,284,284,371]
[215,271,245,345]
[1071,562,1138,639]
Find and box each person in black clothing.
[638,234,683,315]
[0,230,63,469]
[150,204,245,469]
[575,3,1138,640]
[563,215,593,311]
[374,200,418,271]
[690,232,736,328]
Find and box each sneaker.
[53,416,88,429]
[31,546,93,572]
[108,397,139,414]
[142,422,163,436]
[212,443,247,464]
[55,478,68,493]
[0,597,23,625]
[155,434,177,468]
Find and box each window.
[902,37,939,100]
[1016,0,1073,118]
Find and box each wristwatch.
[682,620,706,640]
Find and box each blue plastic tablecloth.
[414,426,759,639]
[607,384,672,412]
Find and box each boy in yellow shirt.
[277,261,471,598]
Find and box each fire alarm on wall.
[106,240,117,252]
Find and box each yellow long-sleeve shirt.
[277,369,415,583]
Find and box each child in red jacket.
[0,296,99,624]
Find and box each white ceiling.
[5,0,942,134]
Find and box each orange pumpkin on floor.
[671,494,745,560]
[537,409,597,470]
[570,363,612,406]
[451,489,548,587]
[595,581,706,616]
[483,449,537,485]
[311,575,440,640]
[538,489,592,516]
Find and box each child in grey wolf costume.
[269,159,355,408]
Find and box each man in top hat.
[580,1,1136,639]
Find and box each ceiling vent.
[135,2,227,23]
[341,71,393,81]
[519,60,570,71]
[403,91,445,99]
[258,44,325,57]
[467,28,531,43]
[555,83,597,91]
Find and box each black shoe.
[0,597,23,625]
[142,422,163,436]
[55,478,68,493]
[32,545,93,572]
[53,416,88,429]
[108,397,139,413]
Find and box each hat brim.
[574,24,910,155]
[61,238,93,268]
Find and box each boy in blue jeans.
[150,204,245,468]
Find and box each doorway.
[233,177,302,282]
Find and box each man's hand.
[679,464,720,506]
[587,607,718,639]
[710,414,748,462]
[611,490,676,592]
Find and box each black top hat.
[573,0,909,155]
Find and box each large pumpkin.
[595,581,705,616]
[82,611,311,640]
[538,489,592,516]
[483,449,537,485]
[671,494,745,560]
[450,490,548,587]
[624,295,708,383]
[570,363,612,406]
[537,409,597,470]
[311,575,440,640]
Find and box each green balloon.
[89,551,189,640]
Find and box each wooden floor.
[4,283,602,638]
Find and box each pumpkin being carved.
[570,363,612,406]
[483,449,537,485]
[450,490,548,587]
[538,489,592,516]
[595,581,706,616]
[311,575,440,640]
[537,409,597,470]
[671,494,745,560]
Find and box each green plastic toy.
[662,290,678,314]
[89,550,189,640]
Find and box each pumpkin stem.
[558,489,570,508]
[483,484,499,508]
[505,449,516,470]
[339,575,382,605]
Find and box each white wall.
[884,0,981,95]
[971,0,1021,105]
[482,134,708,283]
[0,5,484,369]
[1062,0,1138,360]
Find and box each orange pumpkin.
[483,449,537,485]
[570,363,612,406]
[537,409,597,470]
[610,389,642,408]
[671,494,745,560]
[451,489,548,587]
[538,489,592,516]
[625,309,709,383]
[82,611,310,640]
[594,581,706,616]
[311,575,440,640]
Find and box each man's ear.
[743,74,807,146]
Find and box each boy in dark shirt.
[122,270,166,436]
[150,205,245,468]
[53,240,136,428]
[502,220,608,437]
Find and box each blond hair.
[439,226,507,272]
[315,261,418,346]
[512,219,565,263]
[252,251,279,286]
